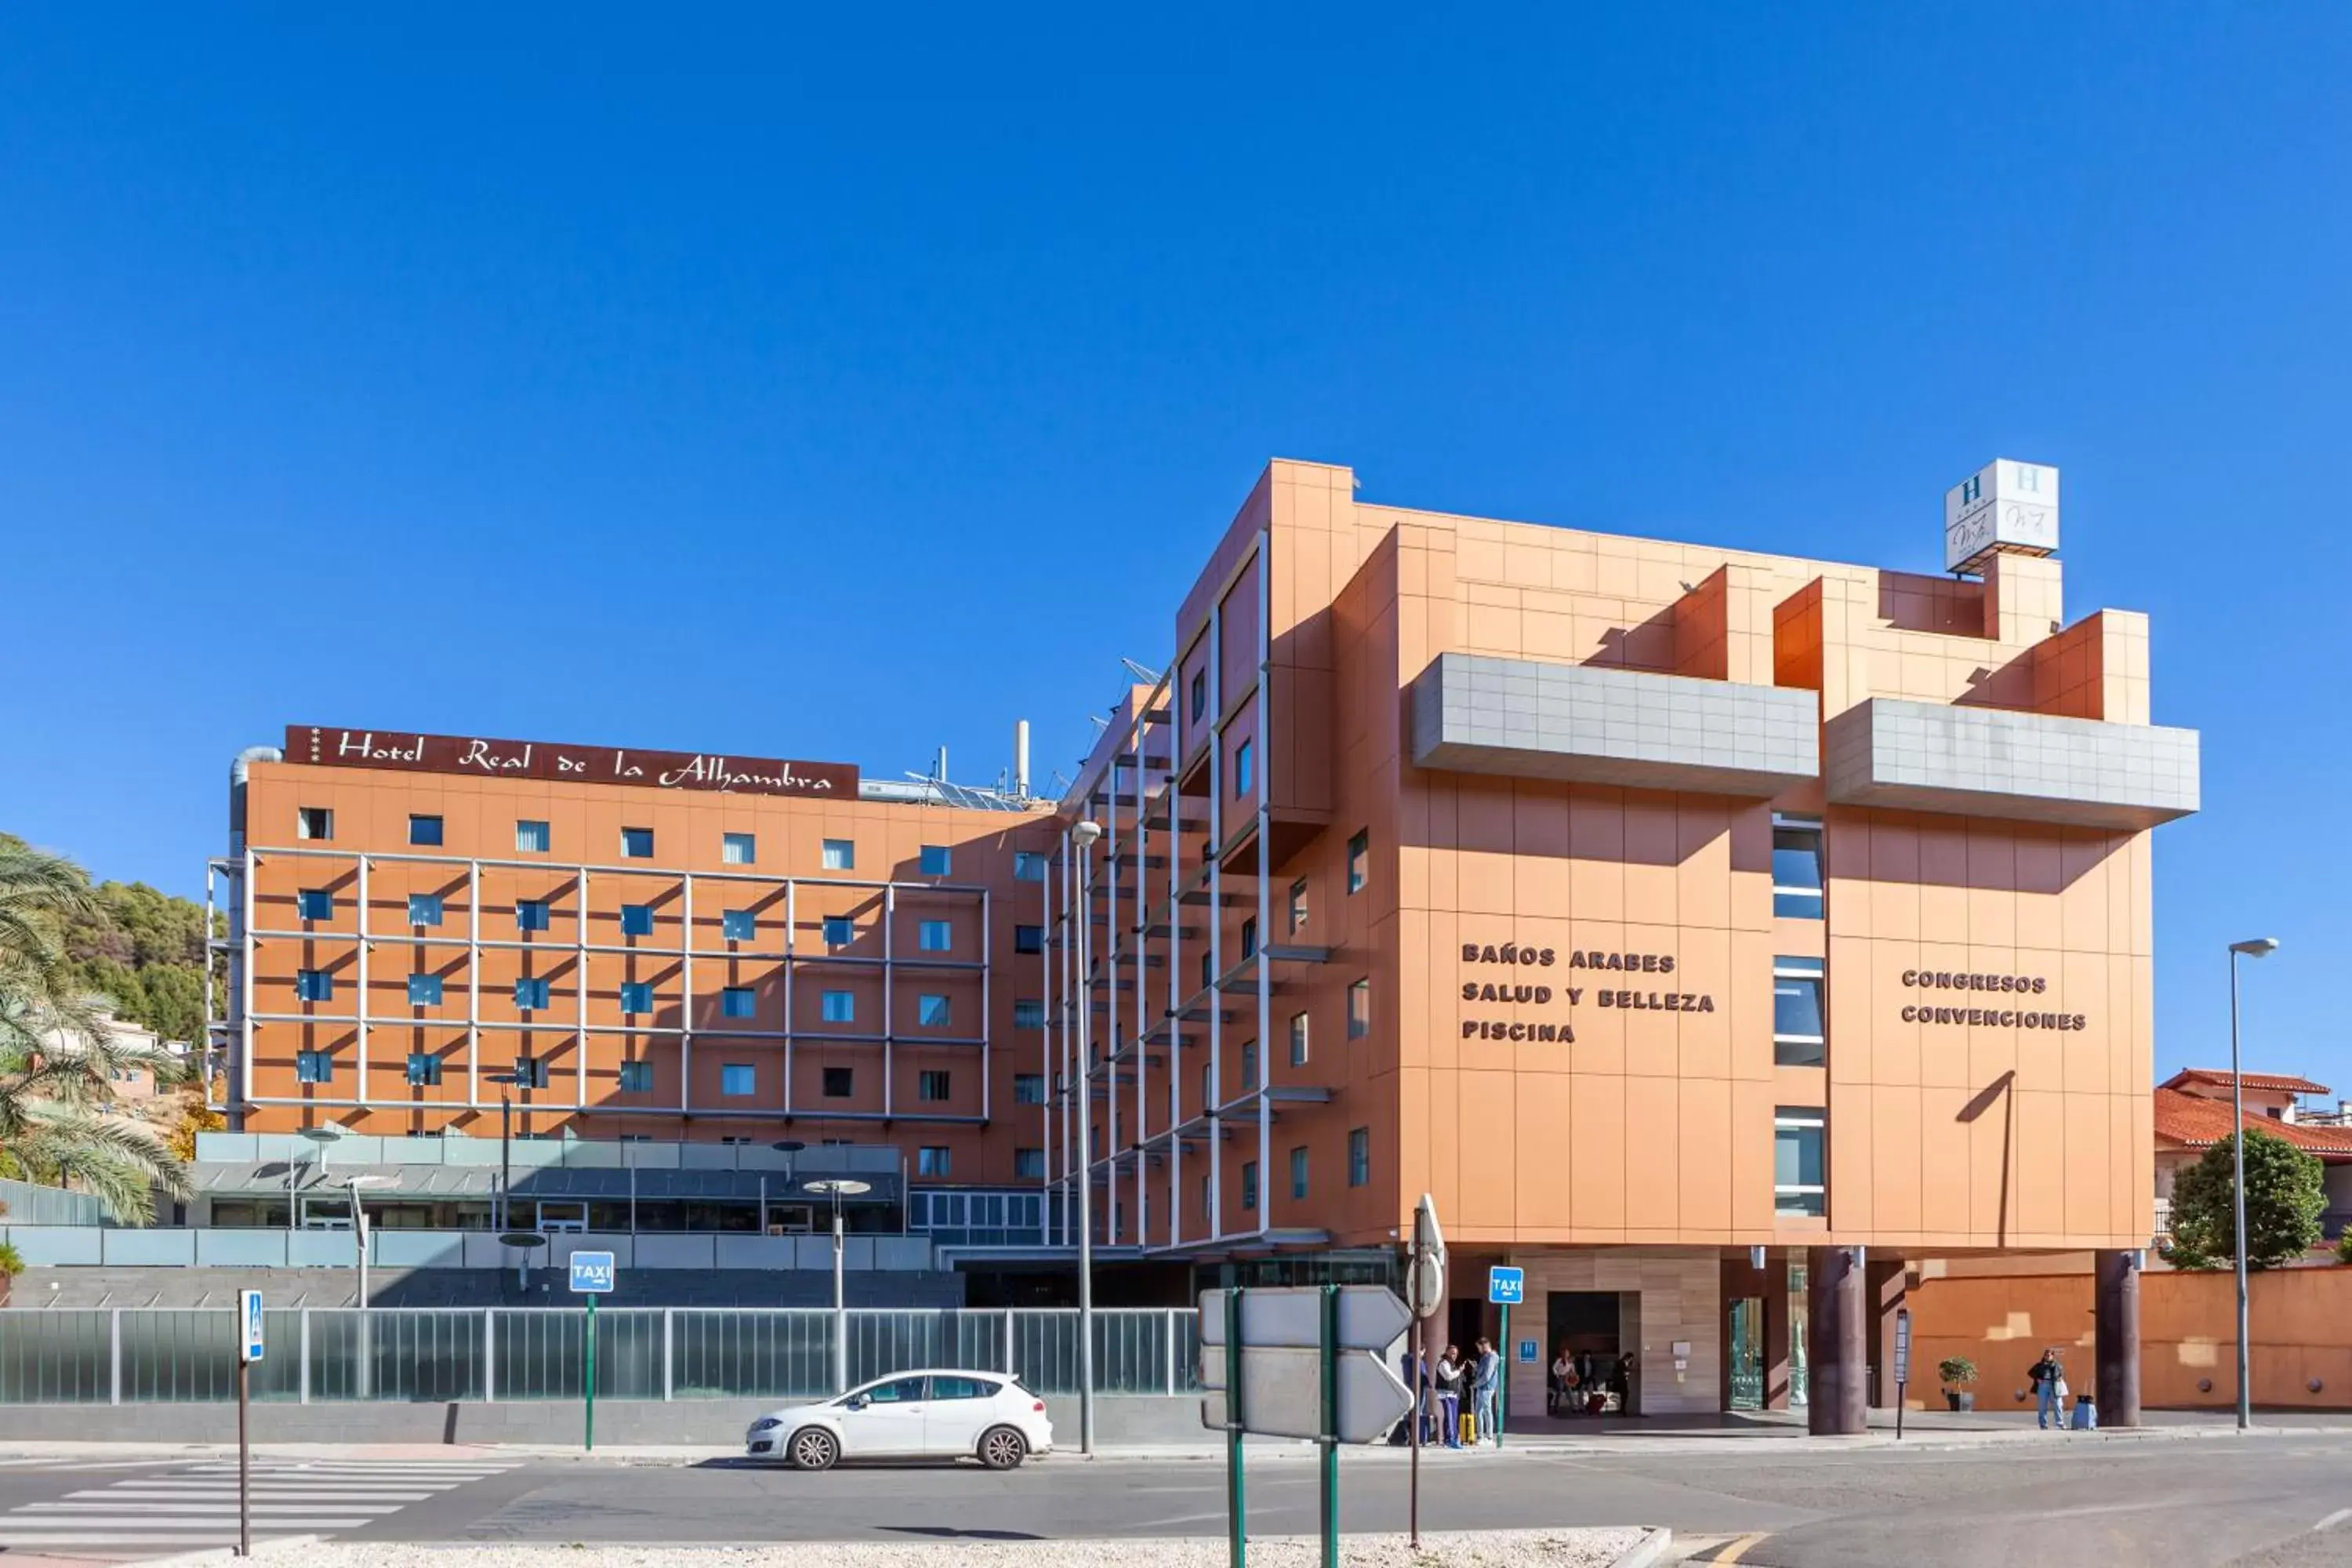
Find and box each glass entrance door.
[1729,1298,1763,1410]
[1788,1261,1810,1407]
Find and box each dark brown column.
[2095,1249,2142,1427]
[1762,1254,1792,1410]
[1806,1245,1868,1435]
[1867,1259,1907,1408]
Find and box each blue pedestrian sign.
[1486,1265,1525,1306]
[238,1289,265,1363]
[568,1251,617,1294]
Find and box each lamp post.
[768,1142,805,1236]
[340,1173,393,1399]
[484,1072,521,1233]
[806,1178,871,1394]
[296,1124,345,1233]
[2227,936,2280,1432]
[1069,819,1102,1457]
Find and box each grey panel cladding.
[1822,699,2199,829]
[1408,652,1820,797]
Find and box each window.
[920,844,952,877]
[919,1070,952,1102]
[1290,1144,1309,1200]
[620,982,653,1014]
[1015,924,1043,955]
[619,1060,653,1092]
[512,1058,550,1090]
[1348,1127,1370,1188]
[919,920,953,953]
[1348,978,1370,1039]
[297,888,332,921]
[1241,1160,1258,1212]
[620,904,654,937]
[408,814,444,848]
[1232,739,1253,797]
[1773,956,1828,1068]
[406,974,444,1006]
[515,977,551,1009]
[721,986,756,1019]
[931,1374,996,1401]
[918,994,952,1027]
[297,807,333,841]
[1014,1147,1045,1180]
[405,1052,441,1086]
[1347,829,1368,894]
[408,893,444,927]
[822,839,855,871]
[296,969,334,1002]
[517,899,550,932]
[823,914,855,947]
[1240,1039,1258,1087]
[823,1066,855,1098]
[622,827,654,859]
[1014,851,1047,883]
[1289,877,1308,935]
[1773,824,1825,920]
[719,1136,753,1146]
[917,1146,952,1178]
[517,819,550,853]
[1202,1174,1213,1220]
[1290,1011,1310,1066]
[1014,1073,1046,1105]
[822,990,855,1023]
[722,909,755,941]
[1202,1062,1214,1109]
[1200,950,1213,992]
[722,832,756,866]
[296,1050,333,1083]
[1014,999,1044,1029]
[1775,1108,1827,1216]
[1240,917,1257,958]
[721,1064,756,1097]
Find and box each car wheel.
[977,1425,1028,1471]
[788,1426,840,1472]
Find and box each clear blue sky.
[1,6,2344,1088]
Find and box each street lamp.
[1069,818,1102,1457]
[484,1071,523,1233]
[296,1124,345,1233]
[2227,935,2280,1432]
[806,1178,872,1395]
[339,1172,394,1400]
[768,1142,806,1236]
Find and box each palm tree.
[0,844,190,1223]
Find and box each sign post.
[236,1290,263,1558]
[568,1250,616,1451]
[1893,1307,1912,1442]
[1486,1265,1524,1450]
[1406,1196,1446,1550]
[1225,1288,1245,1568]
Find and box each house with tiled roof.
[2154,1069,2352,1248]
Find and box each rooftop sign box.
[285,726,858,798]
[1944,459,2060,575]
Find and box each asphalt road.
[2,1436,2349,1565]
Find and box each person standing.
[1436,1344,1465,1448]
[1549,1345,1574,1416]
[1472,1337,1501,1444]
[2027,1348,2063,1431]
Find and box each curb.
[132,1534,322,1568]
[1609,1527,1675,1568]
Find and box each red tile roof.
[2163,1068,2332,1096]
[2153,1087,2352,1158]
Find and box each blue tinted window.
[822,990,854,1023]
[621,827,654,858]
[408,815,444,848]
[721,987,755,1018]
[920,844,952,877]
[405,1053,441,1086]
[408,894,444,927]
[619,1060,653,1092]
[296,970,333,1002]
[297,889,332,921]
[620,982,652,1014]
[516,819,550,853]
[517,900,550,932]
[407,974,444,1005]
[296,1051,332,1083]
[824,916,854,946]
[721,909,754,941]
[621,905,654,936]
[515,978,551,1009]
[720,1064,755,1097]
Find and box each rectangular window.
[1014,924,1043,955]
[1348,1127,1370,1188]
[296,1050,333,1083]
[919,920,953,953]
[822,990,855,1023]
[917,1146,952,1178]
[1773,956,1828,1068]
[1014,851,1047,883]
[297,807,333,841]
[1289,877,1308,935]
[1241,1160,1258,1212]
[296,969,334,1002]
[512,1058,550,1090]
[408,814,444,848]
[721,832,756,866]
[1014,999,1044,1029]
[1202,1061,1214,1110]
[619,904,655,936]
[406,973,444,1006]
[517,899,550,932]
[823,915,855,947]
[1240,1039,1258,1087]
[408,893,444,927]
[721,986,755,1018]
[1014,1073,1046,1105]
[1290,1144,1309,1200]
[1202,1174,1213,1220]
[822,839,855,871]
[620,982,653,1014]
[1240,917,1257,958]
[619,1060,653,1092]
[1347,830,1368,894]
[920,844,952,877]
[1014,1148,1046,1180]
[1775,1107,1828,1217]
[918,994,951,1027]
[1190,669,1207,721]
[297,888,332,921]
[1773,824,1825,920]
[516,819,550,853]
[823,1066,855,1098]
[405,1052,441,1087]
[1232,739,1253,797]
[919,1070,952,1102]
[1289,1011,1310,1066]
[721,1063,755,1097]
[621,827,654,859]
[515,977,551,1009]
[1348,978,1370,1039]
[721,909,755,941]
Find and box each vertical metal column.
[1106,780,1120,1245]
[577,869,592,1113]
[681,872,695,1117]
[1134,714,1150,1246]
[355,855,370,1096]
[466,861,481,1109]
[980,887,993,1125]
[240,849,257,1117]
[1167,719,1182,1250]
[1038,854,1052,1243]
[783,880,797,1120]
[881,884,895,1119]
[1207,601,1225,1243]
[108,1309,121,1405]
[1254,532,1273,1239]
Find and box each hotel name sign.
[286,726,858,798]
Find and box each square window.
[823,1066,855,1098]
[721,909,754,941]
[1775,1108,1827,1217]
[722,832,756,866]
[1348,978,1370,1039]
[408,815,444,848]
[516,819,550,853]
[1347,829,1369,895]
[823,915,855,947]
[517,899,550,933]
[721,986,755,1018]
[1290,1145,1308,1200]
[405,1052,441,1087]
[1289,1011,1310,1066]
[1240,1160,1258,1211]
[822,990,855,1023]
[297,807,333,841]
[1014,1148,1045,1180]
[919,920,953,953]
[297,888,332,921]
[408,893,444,927]
[1189,669,1207,722]
[919,1069,952,1102]
[1014,999,1044,1029]
[1348,1127,1370,1188]
[1014,851,1047,882]
[917,1146,951,1178]
[620,982,653,1014]
[619,1060,653,1092]
[1289,877,1308,935]
[721,1063,756,1097]
[822,839,855,871]
[296,969,334,1003]
[1014,924,1044,955]
[515,977,551,1009]
[406,973,444,1006]
[621,827,654,859]
[1773,826,1825,920]
[620,904,655,937]
[1232,739,1253,797]
[920,844,952,877]
[512,1058,550,1090]
[1773,957,1828,1068]
[296,1050,333,1083]
[918,994,951,1027]
[1014,1073,1046,1105]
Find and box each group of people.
[1389,1338,1503,1447]
[1547,1346,1633,1416]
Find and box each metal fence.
[0,1307,1202,1405]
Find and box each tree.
[2166,1128,2326,1271]
[0,833,219,1047]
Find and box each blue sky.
[1,5,2344,1087]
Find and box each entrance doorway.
[1544,1290,1629,1414]
[1729,1298,1764,1409]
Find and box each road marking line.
[1711,1534,1770,1563]
[18,1508,394,1521]
[2316,1508,2352,1531]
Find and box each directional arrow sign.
[1198,1286,1412,1352]
[1200,1348,1416,1443]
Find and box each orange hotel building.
[214,456,2198,1428]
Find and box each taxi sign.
[568,1251,617,1294]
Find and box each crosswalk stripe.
[79,1489,440,1501]
[0,1533,284,1547]
[8,1517,381,1530]
[24,1502,405,1514]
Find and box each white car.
[745,1369,1054,1470]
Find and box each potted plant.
[0,1240,24,1309]
[1938,1356,1979,1412]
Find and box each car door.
[923,1374,997,1454]
[840,1375,930,1456]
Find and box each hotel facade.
[213,456,2198,1427]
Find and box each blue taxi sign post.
[1487,1268,1524,1448]
[569,1252,615,1450]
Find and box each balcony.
[1824,699,2198,829]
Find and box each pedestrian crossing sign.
[238,1290,264,1363]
